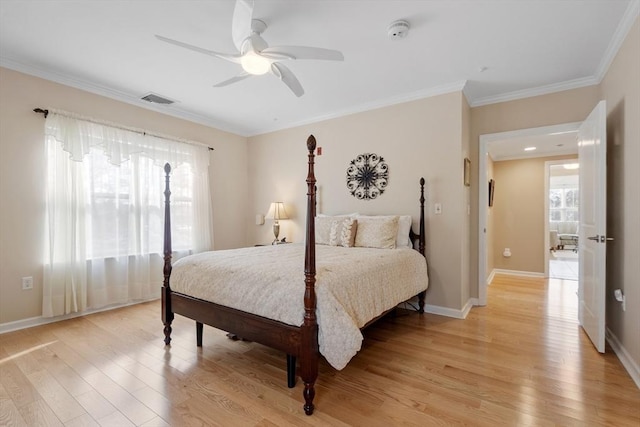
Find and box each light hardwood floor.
[1,275,638,426]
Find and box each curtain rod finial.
[33,108,49,118]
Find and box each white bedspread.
[170,243,428,370]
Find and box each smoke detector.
[387,20,409,39]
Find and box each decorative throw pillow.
[329,217,357,247]
[316,216,358,247]
[354,216,399,249]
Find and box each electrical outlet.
[22,276,33,290]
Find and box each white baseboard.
[492,269,545,278]
[606,327,640,389]
[423,298,477,320]
[487,270,496,285]
[0,298,159,335]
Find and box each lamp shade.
[265,202,289,220]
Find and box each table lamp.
[265,202,289,244]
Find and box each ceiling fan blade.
[213,72,251,87]
[155,35,241,64]
[261,46,344,61]
[232,0,254,52]
[270,63,304,97]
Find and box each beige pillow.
[358,214,412,248]
[329,217,357,247]
[316,216,358,247]
[354,216,399,249]
[315,216,334,245]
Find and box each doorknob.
[587,235,614,242]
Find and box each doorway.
[478,122,581,306]
[547,160,580,281]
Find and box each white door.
[578,100,608,353]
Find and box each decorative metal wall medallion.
[346,153,389,200]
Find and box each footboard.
[161,135,320,415]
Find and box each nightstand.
[255,240,291,246]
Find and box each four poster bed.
[161,135,429,415]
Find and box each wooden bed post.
[162,163,174,345]
[301,135,319,415]
[418,177,426,313]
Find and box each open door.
[578,100,608,353]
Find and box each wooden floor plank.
[0,275,638,425]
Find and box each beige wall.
[469,86,602,293]
[0,68,249,324]
[491,155,575,273]
[247,92,469,311]
[600,17,639,370]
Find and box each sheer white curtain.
[43,112,212,317]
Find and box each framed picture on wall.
[489,179,495,207]
[463,158,471,186]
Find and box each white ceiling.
[0,0,637,139]
[488,130,579,161]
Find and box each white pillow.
[357,215,412,248]
[397,215,412,248]
[354,216,399,249]
[316,216,358,247]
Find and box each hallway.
[549,249,579,281]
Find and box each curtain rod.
[33,108,214,151]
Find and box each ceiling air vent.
[140,93,175,105]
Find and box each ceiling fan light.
[241,52,270,75]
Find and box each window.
[82,150,194,259]
[549,186,579,223]
[43,111,211,317]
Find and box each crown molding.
[0,57,249,137]
[468,76,599,108]
[249,80,468,136]
[469,0,639,108]
[594,0,640,81]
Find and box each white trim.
[486,269,496,286]
[544,159,580,278]
[423,299,476,320]
[594,0,640,82]
[1,56,465,138]
[0,57,248,137]
[606,327,640,389]
[470,76,598,107]
[470,0,639,108]
[252,80,468,136]
[492,269,545,278]
[0,298,158,335]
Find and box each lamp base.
[272,222,280,245]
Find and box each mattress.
[170,243,428,370]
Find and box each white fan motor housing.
[387,20,409,39]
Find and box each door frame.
[544,159,580,277]
[478,122,581,306]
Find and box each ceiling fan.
[155,0,344,97]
